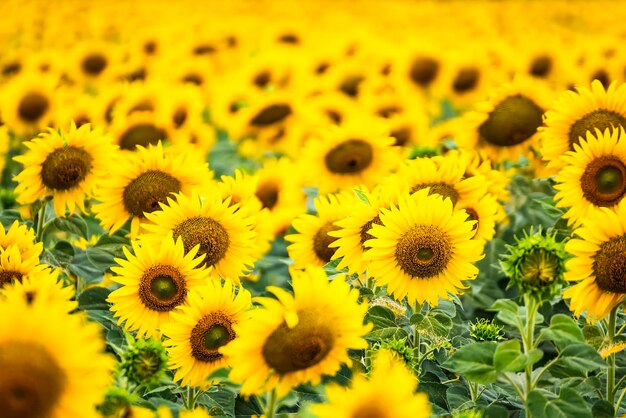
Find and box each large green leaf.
[493,340,542,372]
[540,314,584,349]
[527,388,592,418]
[443,342,498,384]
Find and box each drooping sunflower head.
[563,201,626,321]
[93,141,212,237]
[142,189,257,281]
[223,265,371,396]
[541,80,626,172]
[14,123,117,216]
[108,233,208,338]
[554,127,626,225]
[500,227,569,300]
[163,279,251,388]
[457,76,553,163]
[364,189,484,306]
[299,120,400,193]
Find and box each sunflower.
[456,193,499,246]
[0,290,113,418]
[298,120,400,194]
[14,123,117,216]
[456,76,553,163]
[364,189,484,306]
[540,80,626,172]
[142,189,257,282]
[311,350,431,418]
[329,188,389,275]
[554,128,626,225]
[563,201,626,321]
[0,245,50,288]
[253,158,307,236]
[108,234,208,338]
[92,141,212,237]
[222,266,371,396]
[107,111,174,152]
[70,40,122,85]
[0,220,42,262]
[286,192,357,268]
[162,279,251,388]
[0,268,76,313]
[381,155,488,210]
[0,71,56,135]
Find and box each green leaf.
[591,400,614,418]
[493,340,543,372]
[540,314,584,349]
[582,325,604,350]
[528,388,592,418]
[78,287,111,310]
[352,188,370,204]
[365,306,407,341]
[42,215,89,241]
[411,312,453,338]
[443,342,497,384]
[552,343,606,377]
[488,299,519,328]
[446,386,471,411]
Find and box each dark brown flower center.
[118,124,167,151]
[262,309,334,374]
[593,234,626,293]
[396,225,451,277]
[529,55,552,78]
[464,208,479,232]
[352,404,388,418]
[255,181,279,210]
[138,265,187,312]
[452,67,480,93]
[411,182,460,206]
[189,312,235,363]
[0,342,66,418]
[81,53,107,76]
[250,104,291,126]
[568,109,626,150]
[182,74,203,86]
[253,71,271,88]
[478,95,544,147]
[122,170,181,217]
[2,62,21,76]
[18,93,49,123]
[390,126,412,146]
[409,57,439,87]
[325,139,373,174]
[580,156,626,207]
[40,146,93,191]
[0,271,23,288]
[172,216,230,268]
[339,75,364,98]
[376,105,402,119]
[592,70,611,89]
[313,222,340,264]
[172,108,187,128]
[359,215,382,249]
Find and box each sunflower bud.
[500,228,568,300]
[469,318,504,342]
[452,408,485,418]
[97,387,135,418]
[120,336,169,388]
[367,338,418,374]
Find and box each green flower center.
[580,156,626,207]
[41,146,93,191]
[138,265,186,312]
[190,312,235,363]
[478,94,544,147]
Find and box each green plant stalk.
[522,295,538,394]
[35,201,46,243]
[607,307,618,405]
[468,380,480,402]
[265,389,277,418]
[412,301,422,352]
[183,385,198,410]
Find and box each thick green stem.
[607,307,618,405]
[265,389,277,418]
[522,296,538,393]
[35,202,46,243]
[183,386,198,410]
[468,380,480,402]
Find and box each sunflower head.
[120,336,169,388]
[500,228,568,300]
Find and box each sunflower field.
[4,0,626,417]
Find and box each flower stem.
[183,385,198,410]
[265,389,277,418]
[607,306,618,405]
[35,202,46,243]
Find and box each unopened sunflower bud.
[120,336,169,388]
